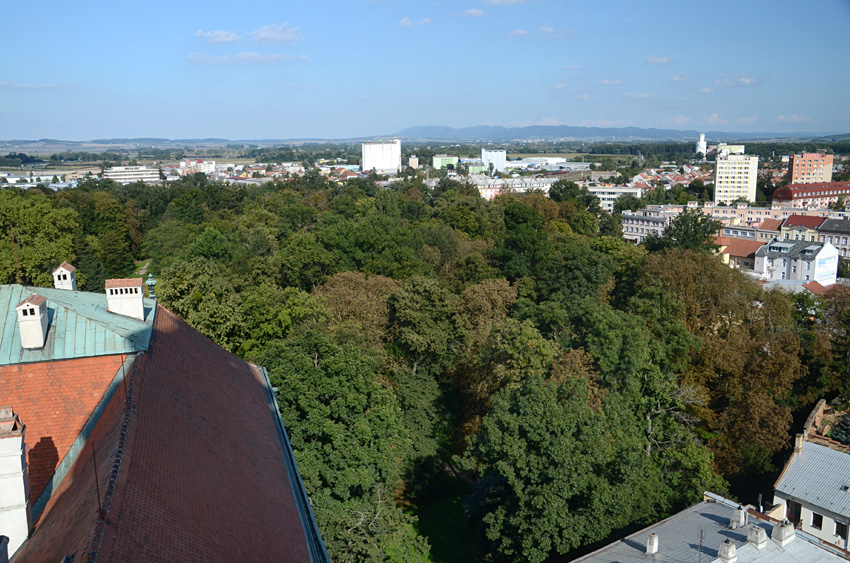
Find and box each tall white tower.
[696,133,707,156]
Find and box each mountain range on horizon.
[2,125,848,148]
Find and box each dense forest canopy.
[2,167,849,562]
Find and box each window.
[837,522,848,541]
[812,512,823,530]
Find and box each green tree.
[644,209,721,252]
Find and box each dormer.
[105,278,145,320]
[51,262,77,291]
[15,295,48,349]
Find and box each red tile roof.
[52,262,76,273]
[773,181,850,200]
[0,355,126,502]
[14,305,317,562]
[719,239,765,258]
[783,215,827,229]
[17,294,47,308]
[104,278,143,288]
[802,281,836,296]
[759,218,782,231]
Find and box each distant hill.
[391,125,845,143]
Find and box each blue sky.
[2,0,849,140]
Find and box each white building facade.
[361,140,402,173]
[103,166,162,184]
[753,239,838,284]
[714,153,758,204]
[481,149,507,173]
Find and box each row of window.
[811,512,848,541]
[20,307,39,317]
[107,287,141,296]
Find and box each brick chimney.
[0,407,31,558]
[51,262,77,291]
[15,295,48,349]
[105,278,145,320]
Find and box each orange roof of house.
[52,262,76,273]
[104,278,143,288]
[783,215,827,229]
[802,281,834,296]
[17,294,47,308]
[0,355,126,503]
[759,218,782,231]
[13,305,321,562]
[719,239,765,258]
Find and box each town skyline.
[2,0,849,140]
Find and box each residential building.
[714,153,758,205]
[781,215,827,242]
[770,400,850,550]
[818,219,850,258]
[753,238,839,285]
[572,492,850,562]
[102,166,161,184]
[622,208,678,244]
[0,272,328,561]
[716,238,765,270]
[432,154,459,169]
[408,155,419,169]
[757,218,783,241]
[716,143,746,155]
[772,182,850,210]
[788,152,834,184]
[586,184,642,213]
[481,148,507,172]
[361,139,402,173]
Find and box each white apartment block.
[361,139,402,173]
[587,185,642,213]
[481,149,507,172]
[103,166,162,185]
[714,154,758,205]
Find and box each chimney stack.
[718,539,738,563]
[0,407,32,558]
[51,262,77,291]
[730,507,748,529]
[794,433,804,454]
[105,278,145,320]
[747,526,768,550]
[772,519,796,547]
[646,533,659,555]
[15,295,48,349]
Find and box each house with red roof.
[0,269,328,561]
[781,215,828,243]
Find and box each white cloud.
[507,29,528,36]
[400,17,431,26]
[598,79,621,86]
[699,87,713,93]
[0,82,61,90]
[645,56,671,64]
[464,8,485,16]
[703,112,728,124]
[576,93,597,101]
[540,23,555,32]
[250,23,303,44]
[672,72,690,81]
[195,29,240,43]
[622,92,653,99]
[737,116,758,124]
[187,52,282,64]
[715,73,759,87]
[553,83,567,90]
[668,114,691,125]
[777,114,812,123]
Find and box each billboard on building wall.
[816,255,838,282]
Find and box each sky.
[2,0,849,140]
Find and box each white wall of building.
[714,154,758,204]
[362,140,401,173]
[481,149,507,172]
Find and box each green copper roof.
[0,284,155,366]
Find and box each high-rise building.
[714,153,758,204]
[787,152,833,184]
[361,139,402,173]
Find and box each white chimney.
[0,407,32,558]
[718,539,738,563]
[771,519,796,547]
[15,295,48,349]
[51,262,77,291]
[646,533,659,554]
[730,507,748,529]
[747,526,768,550]
[105,278,145,320]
